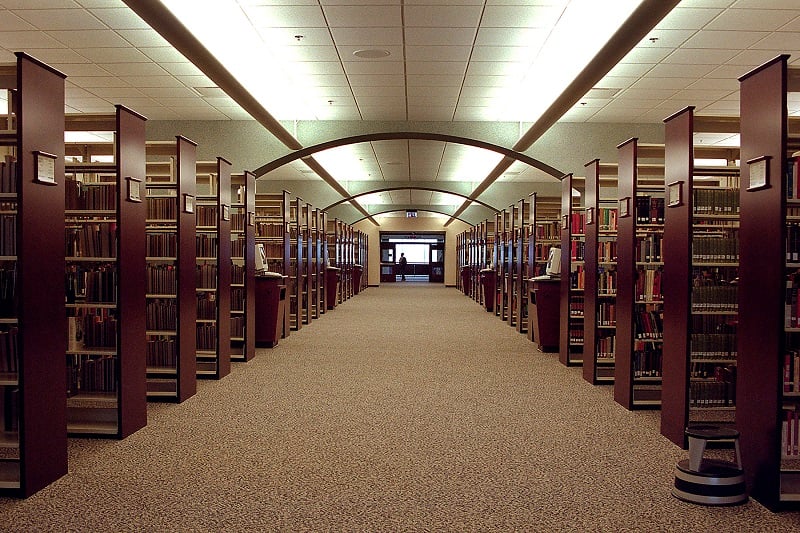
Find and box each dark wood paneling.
[583,160,600,384]
[176,136,197,402]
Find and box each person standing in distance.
[398,252,407,281]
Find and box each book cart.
[661,107,741,447]
[0,52,68,497]
[736,54,800,510]
[614,138,665,409]
[583,159,619,384]
[255,190,290,337]
[63,106,147,437]
[230,171,256,362]
[195,158,232,378]
[144,136,197,402]
[560,173,585,366]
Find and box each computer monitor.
[545,247,561,277]
[255,243,267,271]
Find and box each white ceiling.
[2,0,800,218]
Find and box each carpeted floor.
[2,284,800,531]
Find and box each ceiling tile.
[408,96,459,107]
[618,87,681,100]
[99,61,168,76]
[138,86,199,99]
[22,47,88,63]
[293,61,346,75]
[405,27,477,47]
[750,31,800,50]
[355,96,406,107]
[404,5,482,27]
[605,62,655,78]
[466,61,523,77]
[407,61,466,76]
[115,28,171,47]
[474,27,548,48]
[220,108,254,120]
[313,86,356,98]
[279,45,340,62]
[2,0,81,7]
[482,5,563,28]
[407,85,461,98]
[88,7,151,29]
[68,76,129,88]
[663,48,739,65]
[407,74,463,87]
[655,7,725,29]
[11,8,106,30]
[351,85,404,97]
[47,29,132,47]
[303,74,350,87]
[647,63,719,78]
[405,45,471,62]
[682,29,769,48]
[358,106,407,121]
[348,74,405,87]
[337,45,403,62]
[706,8,800,31]
[50,62,111,77]
[622,47,676,64]
[329,27,403,46]
[75,47,151,63]
[0,31,65,48]
[243,5,327,27]
[323,5,401,27]
[118,75,183,88]
[256,27,334,47]
[630,77,693,90]
[139,47,190,63]
[464,75,520,88]
[0,10,37,31]
[688,77,739,91]
[471,46,533,63]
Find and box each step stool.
[672,425,748,506]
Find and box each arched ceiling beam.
[324,186,499,213]
[253,131,564,178]
[350,208,474,225]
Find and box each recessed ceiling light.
[353,49,391,59]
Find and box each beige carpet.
[2,284,800,531]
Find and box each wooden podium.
[529,277,560,352]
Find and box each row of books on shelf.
[635,234,662,263]
[634,309,663,339]
[691,285,738,312]
[232,239,245,259]
[597,241,617,262]
[67,311,117,351]
[197,293,217,320]
[635,267,663,301]
[66,355,116,395]
[692,236,739,263]
[690,362,736,381]
[231,213,246,232]
[569,296,584,317]
[533,243,557,261]
[231,316,245,338]
[0,266,15,318]
[147,197,177,221]
[3,388,19,432]
[784,352,800,393]
[570,240,585,261]
[146,264,176,295]
[65,179,117,211]
[196,235,218,258]
[146,338,177,368]
[0,326,18,373]
[536,221,560,240]
[255,222,284,238]
[690,332,737,359]
[632,345,662,377]
[787,225,800,263]
[568,327,584,345]
[231,288,244,310]
[693,188,739,216]
[598,302,616,326]
[232,264,244,284]
[569,211,586,235]
[66,265,117,304]
[146,299,176,331]
[785,156,800,201]
[0,157,17,194]
[598,270,617,294]
[147,233,176,257]
[196,205,218,227]
[635,196,665,225]
[196,263,217,290]
[65,223,117,258]
[570,266,585,290]
[782,408,800,457]
[596,207,618,231]
[689,379,736,407]
[0,213,15,256]
[596,334,615,358]
[196,323,216,351]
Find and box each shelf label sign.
[34,150,57,185]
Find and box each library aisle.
[1,286,798,530]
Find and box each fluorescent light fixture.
[159,0,319,120]
[496,0,646,123]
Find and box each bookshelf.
[144,136,197,402]
[515,198,531,334]
[310,208,322,319]
[504,205,517,325]
[327,218,344,304]
[736,54,800,510]
[288,197,305,330]
[560,173,585,366]
[319,210,329,313]
[255,190,290,337]
[494,210,505,318]
[230,171,256,362]
[63,106,148,438]
[614,138,665,409]
[195,158,231,378]
[661,107,741,447]
[583,159,619,384]
[0,52,68,497]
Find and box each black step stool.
[672,425,747,506]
